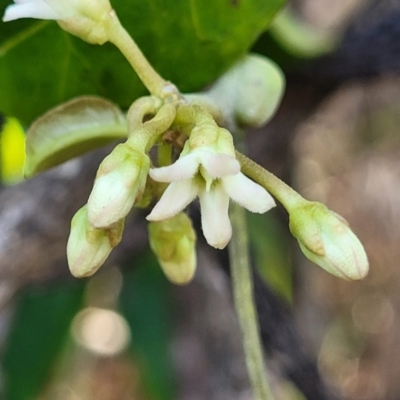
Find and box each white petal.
[222,173,276,213]
[147,180,198,221]
[199,150,240,178]
[199,184,232,249]
[3,1,60,21]
[149,153,199,183]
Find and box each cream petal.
[199,150,240,178]
[147,180,198,221]
[199,184,232,249]
[149,153,199,183]
[222,173,276,213]
[3,1,60,21]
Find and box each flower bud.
[148,213,197,285]
[67,205,124,278]
[208,54,285,127]
[87,142,150,229]
[289,201,369,280]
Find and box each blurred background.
[1,0,400,399]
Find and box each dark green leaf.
[0,0,285,124]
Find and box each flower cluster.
[66,115,275,279]
[3,0,369,283]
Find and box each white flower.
[147,127,275,249]
[3,0,113,44]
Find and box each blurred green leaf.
[120,253,176,400]
[247,211,293,302]
[24,96,126,177]
[2,281,86,400]
[0,0,285,124]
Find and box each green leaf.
[2,281,86,400]
[24,96,126,177]
[0,0,285,124]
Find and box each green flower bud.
[67,205,124,277]
[148,213,197,285]
[87,142,150,229]
[208,54,285,127]
[289,201,369,280]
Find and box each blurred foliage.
[248,211,293,302]
[2,281,86,400]
[120,253,176,400]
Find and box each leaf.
[0,0,285,124]
[24,96,127,177]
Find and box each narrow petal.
[3,1,60,21]
[199,184,232,249]
[147,180,198,221]
[149,153,199,183]
[199,150,240,178]
[222,173,276,213]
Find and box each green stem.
[229,203,274,400]
[174,104,216,127]
[236,151,305,212]
[127,96,162,134]
[106,13,168,97]
[127,103,176,151]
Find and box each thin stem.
[229,203,274,400]
[127,103,176,151]
[106,12,167,97]
[127,96,162,134]
[236,151,305,212]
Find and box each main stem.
[229,203,274,400]
[107,13,167,97]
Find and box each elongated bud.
[148,213,197,285]
[289,201,369,280]
[87,142,150,229]
[67,205,124,277]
